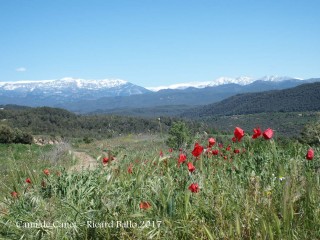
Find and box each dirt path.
[69,151,99,172]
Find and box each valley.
[1,78,320,239]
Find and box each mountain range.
[182,82,320,118]
[0,78,150,106]
[146,75,298,91]
[0,76,319,115]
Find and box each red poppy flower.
[226,145,231,151]
[169,148,173,153]
[234,127,245,142]
[11,191,18,198]
[187,162,196,173]
[212,149,219,155]
[188,183,199,193]
[306,148,314,160]
[25,178,31,184]
[139,201,151,210]
[178,153,187,164]
[263,128,274,140]
[103,157,110,165]
[43,169,50,176]
[208,138,216,147]
[218,143,224,148]
[232,137,237,143]
[192,143,203,157]
[234,149,240,154]
[252,128,262,139]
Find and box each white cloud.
[15,67,27,72]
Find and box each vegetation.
[0,128,319,239]
[0,104,319,238]
[90,105,193,118]
[300,121,320,145]
[0,106,175,139]
[0,125,33,144]
[2,105,319,143]
[0,142,73,196]
[166,121,191,149]
[183,82,320,117]
[185,112,320,138]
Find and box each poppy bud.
[208,138,216,147]
[187,162,196,173]
[139,201,151,209]
[11,191,18,198]
[43,169,50,176]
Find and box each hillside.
[182,82,320,118]
[0,106,174,139]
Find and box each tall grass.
[0,134,319,239]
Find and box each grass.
[0,132,319,239]
[0,143,73,201]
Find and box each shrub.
[0,125,15,143]
[13,128,33,144]
[0,125,33,144]
[300,121,320,145]
[166,121,191,149]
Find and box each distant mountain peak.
[258,75,299,82]
[0,77,149,103]
[147,75,300,91]
[0,78,129,90]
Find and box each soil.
[68,151,99,172]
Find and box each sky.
[0,0,319,87]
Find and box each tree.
[0,125,33,144]
[0,125,15,143]
[166,121,191,149]
[13,128,33,144]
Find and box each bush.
[300,121,320,145]
[0,125,15,143]
[13,128,33,144]
[166,121,191,149]
[0,125,33,144]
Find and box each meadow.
[0,129,319,239]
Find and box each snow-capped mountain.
[258,75,303,81]
[147,75,302,91]
[0,78,128,91]
[0,75,317,113]
[0,78,150,99]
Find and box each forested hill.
[182,82,320,118]
[0,106,177,138]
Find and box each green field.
[0,130,319,239]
